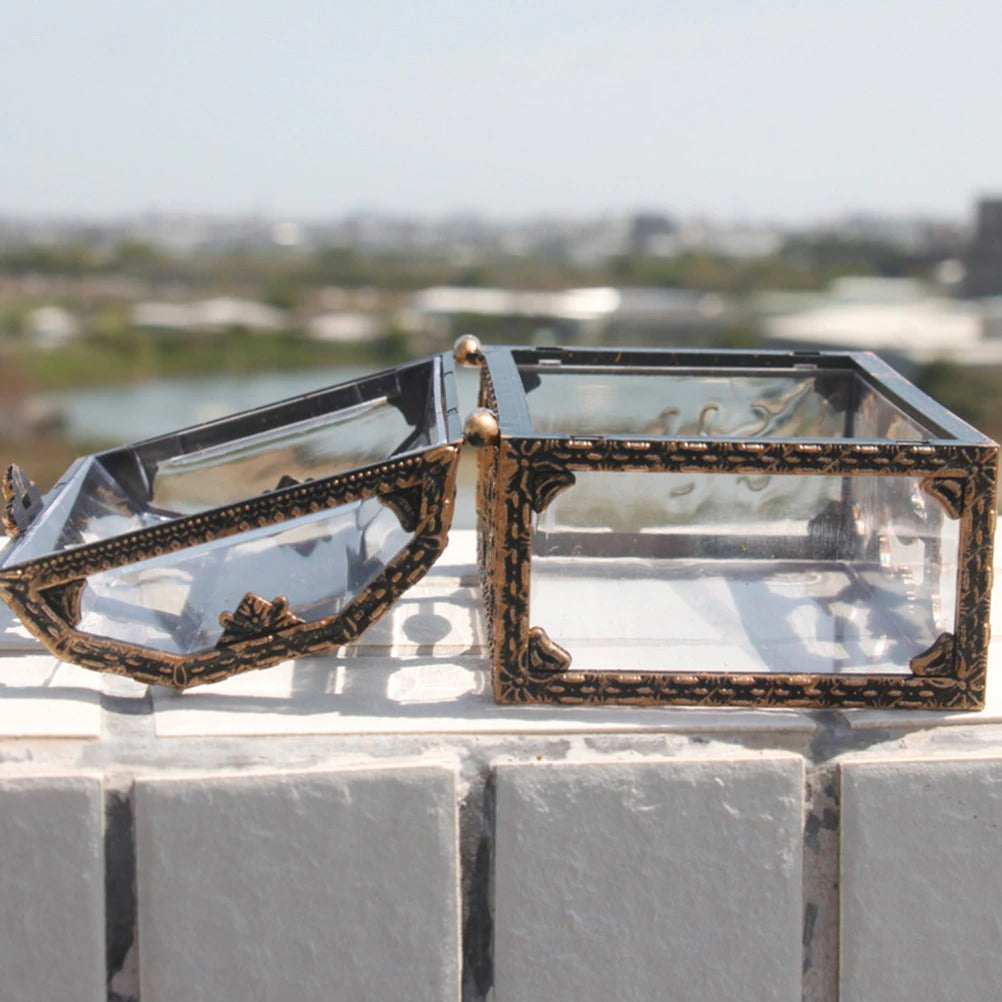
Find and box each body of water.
[46,366,375,445]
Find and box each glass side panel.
[149,396,415,514]
[9,361,439,560]
[852,383,927,441]
[77,498,410,656]
[49,461,168,555]
[530,470,958,675]
[0,458,96,567]
[518,366,933,440]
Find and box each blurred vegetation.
[0,232,940,292]
[609,236,934,292]
[0,348,91,488]
[0,240,594,293]
[12,329,408,390]
[912,359,1002,442]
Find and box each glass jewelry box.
[460,340,997,710]
[1,339,996,710]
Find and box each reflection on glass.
[530,470,958,675]
[519,367,931,441]
[150,397,414,513]
[52,461,165,555]
[78,499,410,655]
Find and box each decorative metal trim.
[527,625,572,676]
[921,476,966,519]
[526,464,576,515]
[2,464,42,538]
[507,435,993,480]
[1,467,17,537]
[1,343,996,710]
[217,595,305,646]
[39,580,86,629]
[909,632,958,677]
[378,482,425,533]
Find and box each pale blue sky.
[2,1,999,222]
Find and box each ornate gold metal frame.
[0,355,462,689]
[459,340,998,710]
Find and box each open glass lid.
[0,353,462,689]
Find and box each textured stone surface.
[494,755,804,1002]
[0,774,105,1002]
[841,756,1002,1002]
[136,764,460,1002]
[0,658,103,738]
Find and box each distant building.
[628,212,676,255]
[132,302,196,332]
[603,288,726,343]
[195,298,285,332]
[410,285,726,344]
[827,276,927,304]
[761,276,1002,369]
[132,298,287,334]
[964,199,1002,297]
[27,305,81,348]
[306,311,380,344]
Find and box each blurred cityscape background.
[2,2,1001,489]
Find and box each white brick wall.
[135,765,461,1002]
[0,774,105,1002]
[841,756,1002,1002]
[493,756,804,1002]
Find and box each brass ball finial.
[463,408,500,448]
[453,334,484,367]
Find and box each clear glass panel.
[78,498,410,655]
[50,461,168,554]
[530,470,958,675]
[9,361,440,559]
[149,397,415,514]
[518,366,933,441]
[0,458,102,567]
[852,383,927,441]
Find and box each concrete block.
[0,774,105,1002]
[841,756,1002,1002]
[0,657,103,738]
[151,656,816,737]
[136,764,461,1002]
[494,755,804,1002]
